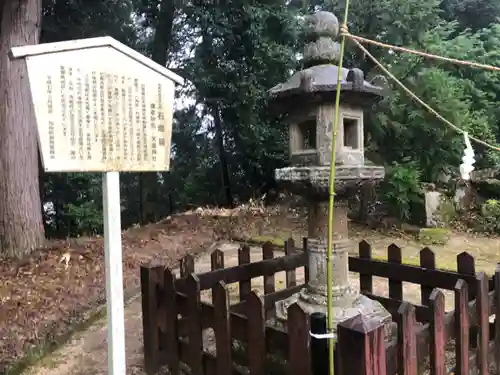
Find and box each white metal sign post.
[11,37,184,375]
[103,170,126,374]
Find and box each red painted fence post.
[337,314,386,375]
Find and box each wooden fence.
[141,240,305,375]
[351,240,485,323]
[141,238,500,375]
[339,271,500,375]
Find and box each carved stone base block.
[275,236,393,340]
[275,288,393,340]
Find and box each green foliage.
[380,164,424,221]
[474,179,500,199]
[171,1,300,205]
[441,0,500,31]
[42,173,103,237]
[370,24,500,181]
[476,199,500,233]
[62,202,103,237]
[41,0,138,45]
[31,0,500,238]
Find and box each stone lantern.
[270,10,393,338]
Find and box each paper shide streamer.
[459,132,475,181]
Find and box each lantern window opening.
[298,119,317,150]
[342,116,360,149]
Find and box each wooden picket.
[140,239,500,375]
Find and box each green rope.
[326,3,352,375]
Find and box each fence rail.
[141,238,500,375]
[141,242,309,374]
[338,270,500,375]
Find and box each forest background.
[1,0,500,257]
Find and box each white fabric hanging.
[459,132,475,180]
[310,331,335,339]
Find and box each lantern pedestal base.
[276,288,394,340]
[275,236,393,341]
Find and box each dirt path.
[22,242,246,375]
[23,229,500,375]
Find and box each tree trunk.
[358,180,375,223]
[0,0,45,258]
[213,103,233,208]
[138,0,176,224]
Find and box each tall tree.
[0,0,45,257]
[181,1,299,205]
[136,0,178,223]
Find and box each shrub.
[380,163,424,222]
[476,199,500,233]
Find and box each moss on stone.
[246,236,286,247]
[435,197,457,225]
[418,228,450,245]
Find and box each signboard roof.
[11,36,184,85]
